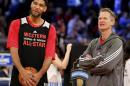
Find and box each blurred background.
[0,0,130,51]
[0,0,130,86]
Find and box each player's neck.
[29,15,44,25]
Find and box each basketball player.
[7,0,56,86]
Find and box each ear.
[30,2,33,8]
[43,6,47,12]
[111,18,115,26]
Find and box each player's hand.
[19,68,36,86]
[33,72,42,86]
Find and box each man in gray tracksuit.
[79,8,124,86]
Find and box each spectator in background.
[56,19,66,56]
[67,15,79,36]
[119,12,128,29]
[85,10,99,39]
[67,14,86,44]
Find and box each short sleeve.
[7,19,20,48]
[45,24,57,60]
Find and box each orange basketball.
[19,67,37,86]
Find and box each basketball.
[19,67,37,86]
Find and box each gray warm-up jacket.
[79,33,124,86]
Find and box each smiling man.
[7,0,56,86]
[79,8,124,86]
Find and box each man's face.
[98,11,114,31]
[30,0,47,17]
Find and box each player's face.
[30,0,47,17]
[98,11,114,31]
